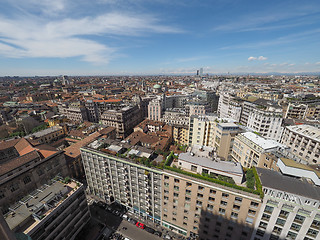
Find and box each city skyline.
[0,0,320,76]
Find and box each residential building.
[25,125,65,144]
[85,99,122,123]
[251,168,320,240]
[58,102,88,123]
[189,115,240,160]
[232,132,286,168]
[148,98,163,121]
[246,106,283,141]
[285,103,308,119]
[280,125,320,164]
[0,138,68,214]
[81,138,262,239]
[217,93,242,122]
[4,178,90,240]
[100,105,143,139]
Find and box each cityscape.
[0,1,320,240]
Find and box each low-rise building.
[25,125,65,144]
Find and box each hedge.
[164,166,262,197]
[164,151,174,166]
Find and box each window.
[164,182,169,187]
[273,226,282,235]
[207,204,213,210]
[164,176,169,180]
[23,176,31,184]
[233,204,240,210]
[186,182,192,187]
[294,214,305,224]
[259,221,268,229]
[186,189,191,195]
[279,210,289,219]
[191,165,197,172]
[307,229,318,238]
[262,213,270,221]
[174,186,179,191]
[311,219,320,228]
[174,178,180,183]
[10,183,19,192]
[256,229,265,237]
[198,186,204,191]
[185,197,191,201]
[210,189,216,194]
[276,218,285,226]
[183,216,188,220]
[172,217,176,221]
[264,205,274,214]
[222,193,229,198]
[196,200,202,206]
[164,196,169,200]
[0,190,5,199]
[218,208,225,215]
[208,197,215,202]
[248,209,256,216]
[287,231,297,240]
[235,197,242,202]
[290,223,301,232]
[174,193,179,197]
[197,193,203,198]
[251,201,259,208]
[231,212,238,219]
[220,200,227,206]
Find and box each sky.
[0,0,320,76]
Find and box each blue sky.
[0,0,320,75]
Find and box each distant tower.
[200,68,203,76]
[196,70,199,76]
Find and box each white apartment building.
[251,168,320,240]
[232,132,286,168]
[218,93,242,122]
[247,107,283,141]
[148,98,163,121]
[281,125,320,164]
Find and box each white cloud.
[316,62,320,65]
[258,56,267,61]
[248,56,267,61]
[0,12,182,64]
[248,56,257,61]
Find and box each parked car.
[128,218,137,225]
[122,214,128,220]
[136,222,145,229]
[145,226,155,234]
[154,231,162,237]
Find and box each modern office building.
[280,124,320,164]
[251,168,320,240]
[3,178,90,240]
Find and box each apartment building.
[100,105,143,139]
[58,101,88,123]
[4,178,90,240]
[232,132,286,168]
[148,98,163,121]
[81,143,162,224]
[217,93,242,122]
[281,125,320,164]
[189,115,240,160]
[246,107,283,141]
[186,101,211,116]
[285,103,308,119]
[85,99,122,123]
[80,138,263,239]
[0,138,68,213]
[251,168,320,240]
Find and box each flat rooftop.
[256,167,320,200]
[241,132,284,150]
[179,152,243,175]
[5,179,79,233]
[25,126,62,139]
[286,124,320,141]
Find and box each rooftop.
[5,178,81,233]
[241,132,284,150]
[257,167,320,200]
[25,126,62,139]
[286,124,320,141]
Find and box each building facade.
[251,168,320,240]
[280,125,320,164]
